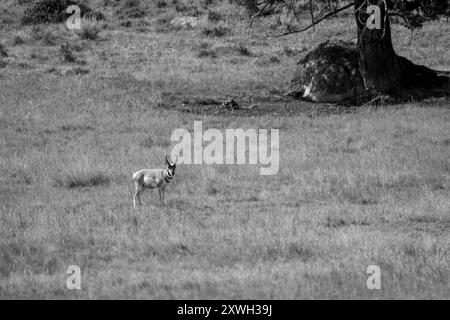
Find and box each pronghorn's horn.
[166,155,171,165]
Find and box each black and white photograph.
[0,0,449,301]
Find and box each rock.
[287,40,366,103]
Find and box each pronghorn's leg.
[158,188,162,204]
[133,185,140,208]
[162,189,165,205]
[134,184,144,207]
[137,187,144,206]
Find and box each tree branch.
[250,0,283,28]
[272,2,354,37]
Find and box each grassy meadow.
[0,0,449,299]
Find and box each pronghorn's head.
[166,155,177,175]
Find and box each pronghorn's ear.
[173,154,178,164]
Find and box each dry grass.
[0,0,449,299]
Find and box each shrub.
[156,0,167,8]
[123,0,141,8]
[18,0,34,5]
[198,41,211,50]
[53,157,111,188]
[283,45,297,56]
[206,178,220,195]
[156,14,173,26]
[21,0,102,25]
[198,49,217,58]
[60,42,77,63]
[77,19,102,40]
[29,26,61,45]
[230,0,259,14]
[202,24,230,37]
[207,10,223,23]
[269,55,280,63]
[54,171,110,188]
[174,0,203,17]
[235,44,252,56]
[0,6,17,25]
[0,44,8,58]
[139,136,171,148]
[13,35,26,45]
[116,0,147,20]
[255,55,281,67]
[42,31,58,45]
[121,20,132,27]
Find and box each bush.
[207,10,223,23]
[42,31,58,45]
[235,44,252,56]
[116,0,147,20]
[123,0,141,8]
[174,0,203,17]
[53,155,112,188]
[29,25,62,45]
[255,54,281,67]
[77,19,102,40]
[202,24,230,37]
[230,0,259,14]
[156,0,167,8]
[283,45,297,56]
[54,171,110,188]
[18,0,34,5]
[60,42,77,63]
[21,0,103,25]
[0,44,8,58]
[13,35,26,45]
[198,49,217,58]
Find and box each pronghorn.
[132,155,177,208]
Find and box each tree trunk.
[355,0,403,93]
[354,0,449,97]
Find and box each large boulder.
[288,40,366,103]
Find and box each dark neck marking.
[164,170,174,183]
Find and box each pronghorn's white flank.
[132,155,177,208]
